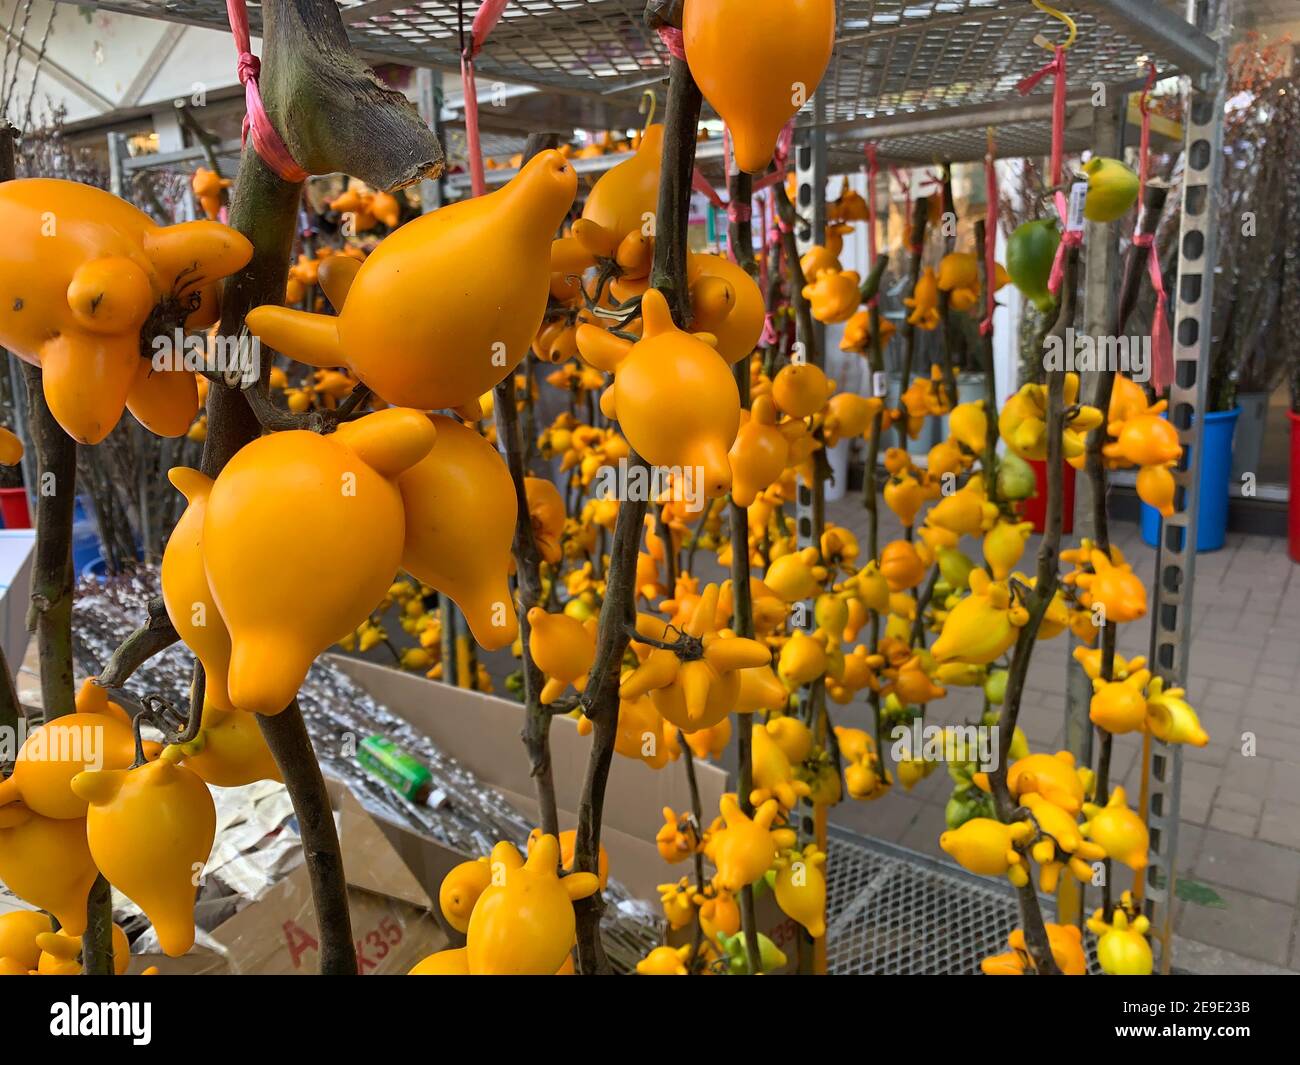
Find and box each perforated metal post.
[1143,0,1230,974]
[793,105,827,563]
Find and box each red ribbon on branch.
[225,0,308,182]
[459,0,512,198]
[1018,44,1081,295]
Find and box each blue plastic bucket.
[1141,407,1239,553]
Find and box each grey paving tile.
[1208,807,1258,837]
[1174,882,1296,966]
[1258,800,1300,849]
[1194,828,1300,903]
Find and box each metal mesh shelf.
[71,1,1215,107]
[823,828,1104,975]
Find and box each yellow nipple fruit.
[803,269,861,325]
[636,944,693,976]
[1144,677,1209,747]
[161,468,234,712]
[710,795,795,892]
[1005,751,1085,814]
[465,835,600,976]
[246,151,577,410]
[622,586,771,730]
[72,760,214,957]
[939,817,1034,886]
[800,244,841,283]
[735,664,790,714]
[983,519,1034,581]
[729,396,796,508]
[764,546,828,602]
[160,702,282,789]
[1082,157,1140,223]
[397,414,518,651]
[948,400,988,454]
[203,408,436,715]
[771,362,835,419]
[574,124,663,258]
[0,712,138,819]
[438,857,493,934]
[684,0,833,173]
[0,807,98,935]
[577,288,739,499]
[1072,548,1148,624]
[1104,412,1182,468]
[905,267,941,330]
[0,178,252,444]
[689,253,764,364]
[1136,464,1177,518]
[36,924,131,976]
[1080,787,1149,871]
[1088,906,1153,975]
[927,490,997,538]
[822,392,883,446]
[772,844,827,937]
[408,946,470,975]
[879,539,927,592]
[777,630,829,691]
[883,472,939,528]
[999,373,1103,463]
[1089,671,1151,734]
[527,607,598,704]
[0,909,53,972]
[749,725,811,810]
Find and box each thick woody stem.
[497,135,560,838]
[988,242,1081,976]
[897,197,931,448]
[572,43,701,974]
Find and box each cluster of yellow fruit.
[409,832,598,975]
[0,680,265,962]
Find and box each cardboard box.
[142,777,447,975]
[329,655,799,972]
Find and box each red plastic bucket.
[1022,458,1075,535]
[1288,409,1299,564]
[0,488,30,529]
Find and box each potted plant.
[1141,42,1297,552]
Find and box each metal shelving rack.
[77,0,1227,974]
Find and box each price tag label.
[872,370,888,398]
[1067,182,1088,232]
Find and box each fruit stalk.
[986,240,1081,976]
[571,31,702,973]
[973,220,1002,508]
[1085,183,1169,809]
[935,163,960,409]
[896,195,931,448]
[496,133,562,838]
[727,166,763,975]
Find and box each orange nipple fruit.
[72,760,216,958]
[0,712,138,819]
[0,177,251,443]
[245,151,578,410]
[573,125,664,258]
[576,288,739,499]
[398,414,519,651]
[162,467,234,712]
[684,0,835,174]
[203,408,436,714]
[0,806,99,935]
[688,253,765,364]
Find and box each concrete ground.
[819,491,1300,975]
